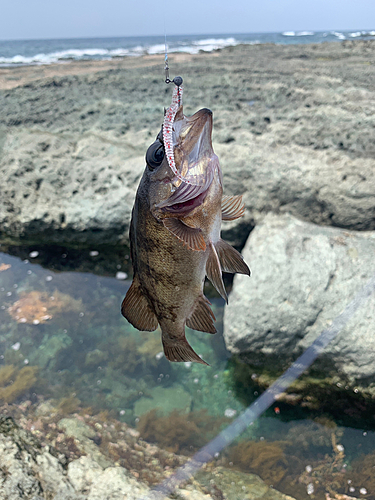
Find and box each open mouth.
[162,188,208,216]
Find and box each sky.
[1,0,374,40]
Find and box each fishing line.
[139,272,375,500]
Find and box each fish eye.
[146,141,165,170]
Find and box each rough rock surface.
[0,413,298,500]
[224,213,375,388]
[0,40,374,248]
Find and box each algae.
[228,439,292,486]
[137,409,225,454]
[7,289,82,324]
[0,365,38,403]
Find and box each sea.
[0,30,374,66]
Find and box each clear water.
[1,245,375,499]
[0,30,374,65]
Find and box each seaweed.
[286,417,344,453]
[0,365,38,403]
[227,439,292,485]
[349,451,375,494]
[7,290,82,325]
[109,337,144,375]
[0,364,17,386]
[57,395,81,415]
[294,431,348,498]
[137,409,225,454]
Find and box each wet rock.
[57,418,112,468]
[0,415,215,499]
[0,416,74,500]
[224,213,375,390]
[196,467,295,500]
[67,456,148,499]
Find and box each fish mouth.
[161,185,209,216]
[157,107,218,214]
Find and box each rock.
[196,467,295,500]
[0,41,374,248]
[67,456,148,499]
[57,418,111,468]
[133,385,192,417]
[224,213,375,389]
[0,416,74,500]
[0,415,216,500]
[0,128,147,247]
[218,130,375,248]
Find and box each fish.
[121,85,250,365]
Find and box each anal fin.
[186,295,217,334]
[216,239,251,276]
[163,218,206,251]
[206,242,228,304]
[121,276,158,331]
[221,195,245,221]
[162,335,208,365]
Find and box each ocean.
[0,30,374,66]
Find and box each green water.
[0,245,375,500]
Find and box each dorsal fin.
[163,218,206,251]
[206,242,228,304]
[186,295,217,334]
[121,275,158,331]
[215,239,251,276]
[162,334,208,365]
[221,195,245,221]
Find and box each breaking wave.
[0,31,374,67]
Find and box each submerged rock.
[224,213,375,393]
[134,385,192,416]
[196,467,296,500]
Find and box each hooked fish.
[121,84,250,365]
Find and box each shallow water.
[0,245,375,499]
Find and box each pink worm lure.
[163,84,209,188]
[162,84,191,183]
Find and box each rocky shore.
[0,401,296,500]
[1,39,375,497]
[0,40,374,249]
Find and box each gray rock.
[0,415,212,500]
[1,41,375,248]
[0,128,148,247]
[57,418,112,468]
[196,467,295,500]
[224,213,375,388]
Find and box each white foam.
[296,31,314,36]
[282,31,296,36]
[332,31,346,40]
[350,30,375,37]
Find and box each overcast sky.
[1,0,374,40]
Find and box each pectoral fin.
[206,242,228,304]
[121,276,158,331]
[163,218,206,251]
[186,295,217,334]
[221,195,245,221]
[215,239,251,276]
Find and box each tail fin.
[162,335,208,365]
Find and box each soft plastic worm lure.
[162,83,192,183]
